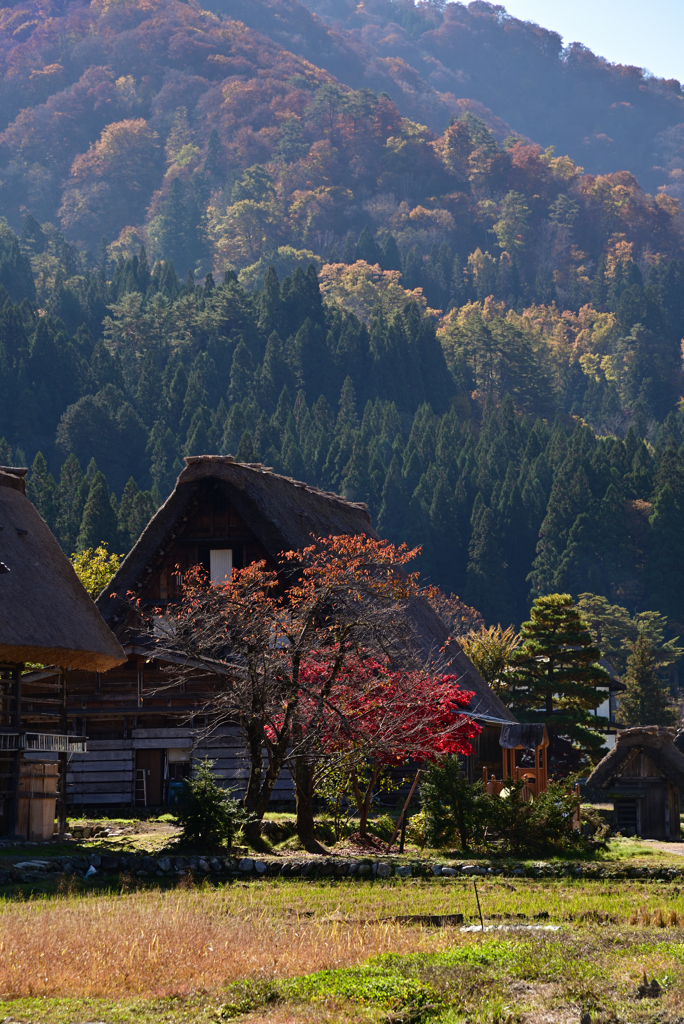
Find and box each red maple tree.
[144,533,477,847]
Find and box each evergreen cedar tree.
[143,535,479,847]
[616,635,678,728]
[509,594,609,769]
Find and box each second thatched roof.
[586,726,684,790]
[0,467,125,671]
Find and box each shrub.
[420,756,491,850]
[175,758,251,849]
[420,757,587,856]
[404,809,428,849]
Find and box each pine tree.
[204,127,227,181]
[464,496,510,625]
[380,233,402,271]
[529,461,594,596]
[117,477,140,548]
[336,376,359,432]
[340,432,370,503]
[77,471,118,552]
[236,430,256,462]
[136,351,163,424]
[355,226,381,265]
[227,340,255,405]
[510,594,609,766]
[27,451,58,531]
[56,454,87,554]
[185,413,210,457]
[166,361,188,427]
[377,455,407,539]
[257,268,284,337]
[128,490,156,545]
[179,368,208,438]
[647,484,684,622]
[616,635,678,727]
[429,474,459,586]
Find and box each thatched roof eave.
[0,468,125,672]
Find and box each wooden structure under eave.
[484,723,549,798]
[0,466,125,839]
[586,726,684,839]
[40,455,516,809]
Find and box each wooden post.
[386,768,422,853]
[10,664,21,838]
[542,741,548,792]
[399,812,408,854]
[137,662,144,708]
[58,668,68,834]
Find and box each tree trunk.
[243,719,265,842]
[294,751,317,849]
[256,731,290,819]
[243,719,264,816]
[352,767,379,838]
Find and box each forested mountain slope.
[2,0,684,638]
[294,0,684,197]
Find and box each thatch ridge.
[0,468,125,671]
[98,455,515,724]
[586,726,684,790]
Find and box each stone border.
[1,853,684,885]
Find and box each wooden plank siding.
[66,730,295,806]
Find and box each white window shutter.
[210,548,233,583]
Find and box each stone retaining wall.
[1,853,683,885]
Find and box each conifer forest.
[2,0,684,635]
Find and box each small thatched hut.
[0,466,125,838]
[586,726,684,839]
[50,455,515,808]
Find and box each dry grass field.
[2,876,684,1022]
[0,884,454,998]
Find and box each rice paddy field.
[4,865,684,1024]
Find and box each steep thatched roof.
[99,455,515,724]
[586,726,684,790]
[0,468,125,671]
[500,724,548,749]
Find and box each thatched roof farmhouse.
[0,466,125,838]
[35,456,515,808]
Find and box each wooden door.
[136,749,164,806]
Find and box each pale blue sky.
[499,1,684,83]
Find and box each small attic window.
[210,548,232,583]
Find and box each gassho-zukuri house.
[18,455,516,811]
[0,465,125,839]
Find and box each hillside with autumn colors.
[2,0,684,637]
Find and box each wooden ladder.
[134,768,147,807]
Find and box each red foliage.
[294,655,478,765]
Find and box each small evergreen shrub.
[175,758,251,848]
